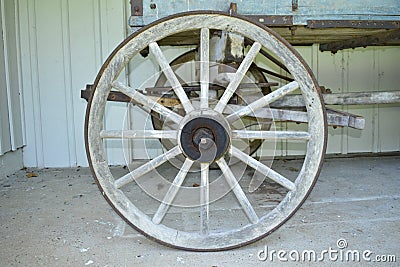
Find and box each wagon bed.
[130,0,400,52]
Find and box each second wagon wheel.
[150,49,272,160]
[85,11,327,251]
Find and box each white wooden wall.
[18,0,128,167]
[0,0,24,156]
[263,45,400,156]
[13,0,400,167]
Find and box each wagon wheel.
[85,12,327,251]
[150,49,272,160]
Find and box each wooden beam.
[270,91,400,107]
[225,105,365,129]
[320,29,400,52]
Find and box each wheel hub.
[179,116,230,163]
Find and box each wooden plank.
[157,27,400,46]
[214,42,261,113]
[231,146,296,192]
[112,81,183,124]
[226,81,299,123]
[270,91,400,107]
[326,108,365,129]
[100,130,177,139]
[152,158,193,224]
[216,157,259,223]
[0,9,11,155]
[200,28,210,109]
[320,29,400,52]
[226,104,366,129]
[114,146,181,189]
[149,42,194,113]
[232,130,311,140]
[135,0,400,26]
[200,163,210,235]
[1,0,24,154]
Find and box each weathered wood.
[231,146,296,192]
[146,83,278,93]
[155,27,400,47]
[152,158,193,224]
[326,108,366,129]
[271,90,400,107]
[84,86,400,108]
[320,29,400,52]
[226,104,365,129]
[214,42,262,113]
[200,28,210,109]
[226,81,299,123]
[216,157,259,224]
[232,130,311,140]
[149,42,194,113]
[114,146,181,189]
[112,81,183,124]
[89,87,366,129]
[100,130,177,139]
[200,163,210,235]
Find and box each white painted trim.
[15,0,26,147]
[1,0,16,151]
[61,0,77,166]
[27,0,45,167]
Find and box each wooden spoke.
[214,42,262,113]
[152,159,194,224]
[112,81,183,124]
[216,158,259,224]
[114,146,181,189]
[226,81,299,123]
[232,130,310,140]
[149,42,194,113]
[200,163,210,235]
[100,130,177,139]
[231,146,296,192]
[200,28,210,109]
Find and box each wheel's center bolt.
[192,128,214,148]
[199,137,214,150]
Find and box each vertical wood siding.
[18,0,128,167]
[16,1,400,167]
[282,46,400,156]
[0,0,24,156]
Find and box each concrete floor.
[0,156,399,266]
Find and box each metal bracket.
[229,2,237,15]
[292,0,298,11]
[307,20,400,29]
[130,0,143,16]
[245,15,293,26]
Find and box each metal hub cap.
[179,117,230,163]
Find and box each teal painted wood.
[132,0,400,26]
